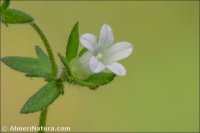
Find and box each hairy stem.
[38,108,48,133]
[30,22,58,133]
[30,22,58,77]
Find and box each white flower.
[79,24,133,76]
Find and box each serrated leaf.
[2,0,10,10]
[66,22,79,62]
[21,81,63,113]
[2,46,52,80]
[74,72,116,90]
[1,8,33,24]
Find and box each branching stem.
[30,22,58,133]
[30,22,58,77]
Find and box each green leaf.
[2,0,10,10]
[73,72,116,90]
[35,45,49,61]
[1,46,52,80]
[58,53,71,76]
[66,22,79,62]
[78,48,87,57]
[1,8,33,24]
[21,81,63,113]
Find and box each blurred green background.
[1,1,199,132]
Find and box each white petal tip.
[80,33,97,52]
[117,71,126,76]
[103,24,110,28]
[106,62,126,76]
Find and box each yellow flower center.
[96,52,103,59]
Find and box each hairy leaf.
[74,72,116,90]
[35,45,49,61]
[1,8,33,24]
[21,81,63,113]
[66,22,79,62]
[2,46,52,80]
[1,0,10,10]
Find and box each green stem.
[30,23,57,133]
[30,22,58,77]
[38,108,48,133]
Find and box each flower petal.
[103,42,133,63]
[80,33,97,52]
[98,24,114,48]
[79,51,93,64]
[89,56,105,73]
[106,62,126,76]
[78,51,94,74]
